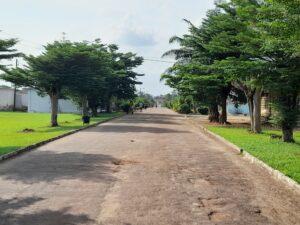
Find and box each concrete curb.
[0,114,125,163]
[189,120,300,193]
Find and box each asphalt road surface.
[0,108,299,225]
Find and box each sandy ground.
[0,108,299,225]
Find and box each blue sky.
[1,0,216,95]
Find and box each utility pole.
[12,58,18,112]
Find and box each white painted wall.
[0,88,14,109]
[27,89,80,113]
[0,88,27,110]
[21,92,28,107]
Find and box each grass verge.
[207,126,300,184]
[0,112,123,156]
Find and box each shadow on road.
[136,112,183,118]
[85,125,189,134]
[0,151,117,184]
[0,197,94,225]
[116,118,180,125]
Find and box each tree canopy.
[162,0,300,142]
[2,39,143,126]
[0,35,22,72]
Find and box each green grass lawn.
[207,126,300,183]
[0,112,123,156]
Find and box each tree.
[257,0,300,142]
[2,39,144,125]
[105,45,144,112]
[134,92,156,108]
[63,41,113,117]
[162,13,236,124]
[0,35,22,71]
[216,0,299,139]
[2,41,76,127]
[205,0,267,133]
[163,0,299,140]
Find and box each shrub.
[179,103,191,114]
[198,107,209,115]
[120,101,131,113]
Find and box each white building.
[27,89,80,113]
[0,86,28,110]
[0,87,80,113]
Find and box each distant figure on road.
[155,103,158,108]
[129,106,134,114]
[139,102,143,112]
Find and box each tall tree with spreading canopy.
[2,41,77,127]
[257,0,300,142]
[206,0,268,133]
[161,12,236,124]
[63,41,113,117]
[2,40,144,125]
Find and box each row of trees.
[118,91,156,113]
[161,0,299,142]
[0,37,143,126]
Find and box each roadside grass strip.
[207,126,300,184]
[0,112,123,156]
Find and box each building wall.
[21,92,28,107]
[27,89,80,113]
[0,88,27,110]
[0,89,14,110]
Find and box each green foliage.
[257,0,300,141]
[3,41,77,95]
[134,92,156,108]
[118,100,132,113]
[162,0,300,140]
[163,95,193,114]
[1,39,143,124]
[161,13,233,108]
[197,107,209,115]
[178,103,191,114]
[107,45,144,102]
[0,35,22,72]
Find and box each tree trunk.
[233,81,263,133]
[208,104,220,123]
[246,93,254,130]
[282,125,294,143]
[219,96,227,124]
[50,92,59,127]
[91,106,98,117]
[252,88,262,133]
[245,89,262,133]
[106,98,111,113]
[192,96,197,113]
[280,92,297,143]
[81,96,88,116]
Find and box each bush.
[197,107,209,115]
[120,101,131,113]
[179,103,191,114]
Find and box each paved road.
[0,108,299,225]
